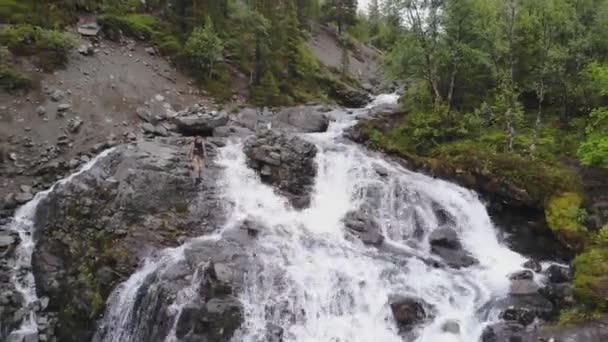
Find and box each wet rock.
[442,320,460,334]
[428,227,476,268]
[389,295,431,332]
[430,245,477,269]
[509,270,534,280]
[343,206,384,246]
[481,322,527,342]
[545,264,571,284]
[273,106,330,133]
[496,294,554,326]
[429,227,461,249]
[539,283,574,310]
[244,129,317,209]
[522,259,541,273]
[509,279,539,296]
[31,140,223,342]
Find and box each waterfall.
[6,149,115,341]
[225,118,527,342]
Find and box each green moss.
[572,247,608,310]
[545,192,589,250]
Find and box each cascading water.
[5,149,115,341]
[93,95,532,342]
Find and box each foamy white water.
[6,148,115,340]
[226,116,526,342]
[94,94,530,342]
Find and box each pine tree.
[322,0,358,35]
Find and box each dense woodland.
[1,0,608,325]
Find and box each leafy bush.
[0,45,31,91]
[577,108,608,167]
[0,25,76,70]
[572,247,608,310]
[545,192,589,250]
[184,19,224,80]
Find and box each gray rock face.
[330,86,371,108]
[30,139,226,342]
[343,205,384,246]
[244,129,317,209]
[273,106,330,133]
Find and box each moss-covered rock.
[546,192,589,251]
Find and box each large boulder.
[172,105,229,136]
[273,106,330,133]
[343,205,384,246]
[428,228,477,269]
[330,85,371,108]
[30,139,226,342]
[495,294,554,326]
[389,295,432,332]
[244,129,317,209]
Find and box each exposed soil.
[0,37,212,204]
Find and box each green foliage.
[0,25,76,70]
[577,108,608,167]
[321,0,357,34]
[0,45,31,91]
[545,192,589,249]
[251,70,282,107]
[184,18,224,79]
[99,14,162,40]
[572,247,608,310]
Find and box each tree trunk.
[446,67,457,114]
[531,81,545,154]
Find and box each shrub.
[184,19,224,80]
[577,108,608,167]
[0,25,76,70]
[545,192,589,250]
[572,247,608,310]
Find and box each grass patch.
[0,25,76,70]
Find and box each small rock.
[50,90,64,102]
[36,106,46,116]
[78,43,94,56]
[15,192,34,204]
[545,265,571,284]
[9,153,18,161]
[145,47,156,55]
[19,185,32,193]
[442,320,460,334]
[522,259,542,273]
[509,270,534,280]
[57,103,71,113]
